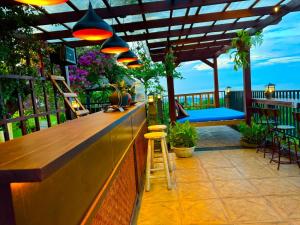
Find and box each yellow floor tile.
[180,199,229,225]
[177,181,218,200]
[200,157,234,168]
[175,168,208,183]
[234,222,290,225]
[266,195,300,220]
[214,179,260,198]
[237,165,277,179]
[175,158,201,170]
[137,201,182,225]
[142,182,178,203]
[206,167,244,180]
[223,197,281,223]
[250,178,300,196]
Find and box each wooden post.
[243,48,252,125]
[165,47,176,124]
[167,76,176,123]
[213,57,220,108]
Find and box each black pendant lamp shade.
[127,60,143,69]
[72,2,113,41]
[117,50,138,63]
[100,33,129,54]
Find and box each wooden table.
[0,103,147,225]
[252,98,300,108]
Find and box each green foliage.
[128,45,165,96]
[228,30,263,71]
[0,6,54,116]
[239,120,267,144]
[164,48,182,79]
[169,121,198,148]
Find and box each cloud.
[193,56,233,71]
[256,56,300,66]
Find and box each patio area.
[137,126,300,225]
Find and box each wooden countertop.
[0,103,145,183]
[252,98,300,108]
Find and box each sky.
[160,11,300,95]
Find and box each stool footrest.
[150,175,166,179]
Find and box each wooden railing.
[0,75,67,141]
[163,91,225,109]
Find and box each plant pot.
[240,140,257,148]
[173,146,195,158]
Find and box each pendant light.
[15,0,68,5]
[127,60,143,69]
[117,51,138,63]
[100,33,129,54]
[72,2,113,41]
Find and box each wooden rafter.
[37,20,258,41]
[35,6,276,41]
[3,0,245,25]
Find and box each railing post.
[243,48,252,125]
[213,57,220,108]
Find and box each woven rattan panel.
[91,146,137,225]
[135,123,148,189]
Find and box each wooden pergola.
[3,0,300,124]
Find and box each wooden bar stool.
[144,132,172,191]
[148,124,167,132]
[148,124,172,172]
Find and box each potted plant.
[169,121,198,158]
[239,121,267,148]
[228,30,263,71]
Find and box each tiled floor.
[137,126,300,225]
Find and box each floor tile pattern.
[137,126,300,225]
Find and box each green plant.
[239,120,267,144]
[228,30,263,71]
[164,48,182,79]
[169,121,198,148]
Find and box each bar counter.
[0,103,147,225]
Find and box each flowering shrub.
[69,50,115,91]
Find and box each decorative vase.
[109,92,132,107]
[109,91,121,106]
[172,146,195,158]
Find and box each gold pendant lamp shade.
[100,33,129,54]
[14,0,68,5]
[117,51,138,63]
[72,2,113,41]
[127,60,143,69]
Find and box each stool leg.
[163,138,173,171]
[145,139,152,192]
[161,138,172,190]
[151,139,155,168]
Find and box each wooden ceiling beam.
[38,20,256,41]
[151,47,222,62]
[215,0,300,57]
[112,6,274,33]
[7,0,245,26]
[148,33,236,49]
[150,40,232,55]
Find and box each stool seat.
[148,124,167,131]
[144,132,167,139]
[276,125,295,130]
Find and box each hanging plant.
[164,48,182,79]
[228,30,263,71]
